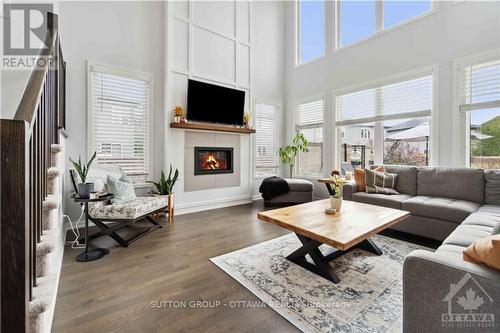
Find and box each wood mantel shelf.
[170,122,256,134]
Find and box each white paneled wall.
[170,0,251,109]
[167,0,254,214]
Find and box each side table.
[73,193,114,262]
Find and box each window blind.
[459,59,500,112]
[296,98,324,127]
[255,102,280,176]
[337,75,432,124]
[89,66,150,183]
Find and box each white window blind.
[459,59,500,112]
[337,75,432,124]
[296,98,324,127]
[255,102,280,176]
[89,65,151,183]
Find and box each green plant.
[69,151,97,183]
[279,133,308,178]
[147,165,179,195]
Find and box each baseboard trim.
[252,194,263,201]
[175,195,253,215]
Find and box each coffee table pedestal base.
[286,233,382,284]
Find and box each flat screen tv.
[187,79,245,126]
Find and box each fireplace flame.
[205,154,220,169]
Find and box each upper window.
[336,74,433,169]
[255,101,280,177]
[459,58,500,168]
[296,97,325,175]
[339,0,376,47]
[337,0,433,48]
[88,63,151,184]
[297,0,325,64]
[383,1,432,29]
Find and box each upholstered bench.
[266,178,313,205]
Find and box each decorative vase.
[77,182,94,199]
[330,196,342,211]
[174,116,181,123]
[167,193,174,223]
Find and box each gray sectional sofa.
[343,166,500,333]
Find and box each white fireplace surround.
[184,132,241,192]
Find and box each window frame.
[294,93,326,177]
[334,0,438,52]
[295,0,327,67]
[87,61,154,188]
[453,49,500,167]
[332,67,438,169]
[253,97,282,179]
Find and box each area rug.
[210,233,432,333]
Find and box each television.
[187,79,245,126]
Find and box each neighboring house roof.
[386,118,428,133]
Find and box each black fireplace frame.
[194,147,234,175]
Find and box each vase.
[330,196,342,211]
[77,182,94,199]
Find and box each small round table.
[73,193,114,262]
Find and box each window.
[296,97,324,175]
[336,0,432,48]
[88,63,151,184]
[459,58,500,168]
[339,0,376,47]
[384,1,432,29]
[336,74,433,169]
[297,0,325,64]
[255,101,280,177]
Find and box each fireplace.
[194,147,234,175]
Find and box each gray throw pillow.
[365,169,399,195]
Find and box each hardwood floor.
[53,201,300,333]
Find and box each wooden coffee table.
[257,200,409,283]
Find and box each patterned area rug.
[211,233,432,333]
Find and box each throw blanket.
[259,176,289,201]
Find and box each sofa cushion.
[402,196,480,223]
[284,178,313,192]
[352,192,413,210]
[89,196,167,219]
[435,244,467,258]
[417,167,485,205]
[371,165,417,195]
[478,204,500,215]
[462,211,500,229]
[484,169,500,205]
[442,224,493,247]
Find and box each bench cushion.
[352,192,413,210]
[89,196,167,219]
[402,196,480,223]
[284,178,313,192]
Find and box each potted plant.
[69,151,97,198]
[329,171,344,211]
[279,133,308,178]
[147,165,179,223]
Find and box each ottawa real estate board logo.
[2,3,54,69]
[442,273,496,329]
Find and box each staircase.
[1,13,66,333]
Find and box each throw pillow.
[463,234,500,271]
[365,169,399,195]
[354,166,385,192]
[106,175,137,204]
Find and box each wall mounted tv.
[187,79,245,126]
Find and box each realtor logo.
[3,3,52,55]
[442,273,496,329]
